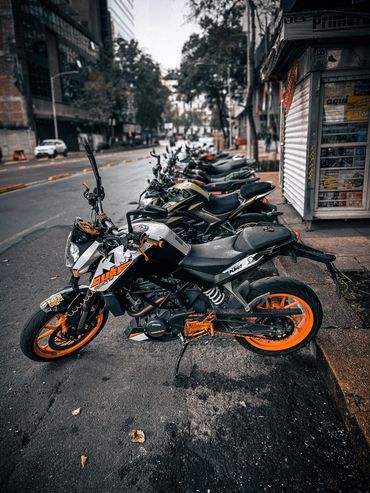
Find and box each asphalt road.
[0,152,367,492]
[0,148,152,188]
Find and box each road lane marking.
[0,156,151,195]
[0,212,65,248]
[48,172,71,181]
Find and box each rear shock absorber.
[204,287,225,305]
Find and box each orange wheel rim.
[241,293,314,351]
[33,312,104,359]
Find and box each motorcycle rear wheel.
[235,277,322,355]
[20,307,108,362]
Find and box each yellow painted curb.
[48,172,71,181]
[0,183,27,193]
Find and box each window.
[317,80,370,209]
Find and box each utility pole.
[50,68,80,140]
[246,2,251,159]
[227,65,232,148]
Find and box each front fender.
[40,285,89,313]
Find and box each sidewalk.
[259,171,370,474]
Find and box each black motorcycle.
[20,142,337,376]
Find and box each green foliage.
[77,43,169,130]
[179,3,246,138]
[115,39,170,129]
[77,52,129,126]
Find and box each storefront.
[261,9,370,226]
[314,76,369,218]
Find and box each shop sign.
[283,13,370,40]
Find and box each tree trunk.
[216,94,228,145]
[246,0,259,163]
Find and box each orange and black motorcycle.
[20,142,338,376]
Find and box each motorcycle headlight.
[65,232,80,267]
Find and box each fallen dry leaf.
[239,400,247,408]
[72,408,81,416]
[50,274,60,280]
[80,455,88,468]
[129,429,145,444]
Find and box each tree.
[76,51,130,139]
[182,0,279,160]
[179,11,246,143]
[77,43,169,140]
[115,39,169,130]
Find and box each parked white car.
[34,139,68,159]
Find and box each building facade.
[108,0,134,41]
[262,1,370,226]
[0,0,111,158]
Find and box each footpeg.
[127,321,149,342]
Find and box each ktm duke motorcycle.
[20,142,338,376]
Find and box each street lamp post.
[50,69,79,139]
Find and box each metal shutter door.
[283,76,311,217]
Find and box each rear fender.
[288,242,339,294]
[40,285,89,313]
[291,242,336,264]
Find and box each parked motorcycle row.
[20,140,338,378]
[137,144,279,243]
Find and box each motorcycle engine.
[143,318,167,338]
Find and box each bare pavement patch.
[0,227,368,492]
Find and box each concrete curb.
[312,333,369,478]
[274,256,370,475]
[0,183,26,193]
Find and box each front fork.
[72,275,98,335]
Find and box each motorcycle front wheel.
[20,306,108,362]
[234,277,322,355]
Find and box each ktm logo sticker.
[91,261,131,287]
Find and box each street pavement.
[0,148,152,188]
[0,152,368,492]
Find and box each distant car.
[34,140,68,159]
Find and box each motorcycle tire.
[234,277,322,356]
[20,306,108,362]
[233,214,268,231]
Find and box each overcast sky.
[134,0,199,71]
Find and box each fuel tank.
[90,222,190,292]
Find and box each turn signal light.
[261,197,270,205]
[72,269,79,277]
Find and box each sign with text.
[283,13,370,40]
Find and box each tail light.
[293,230,301,240]
[260,197,270,205]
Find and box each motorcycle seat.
[179,236,245,274]
[239,182,273,200]
[234,224,292,252]
[206,160,246,176]
[179,225,293,276]
[205,180,245,193]
[204,192,240,214]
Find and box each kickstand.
[174,335,189,378]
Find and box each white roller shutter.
[283,76,311,217]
